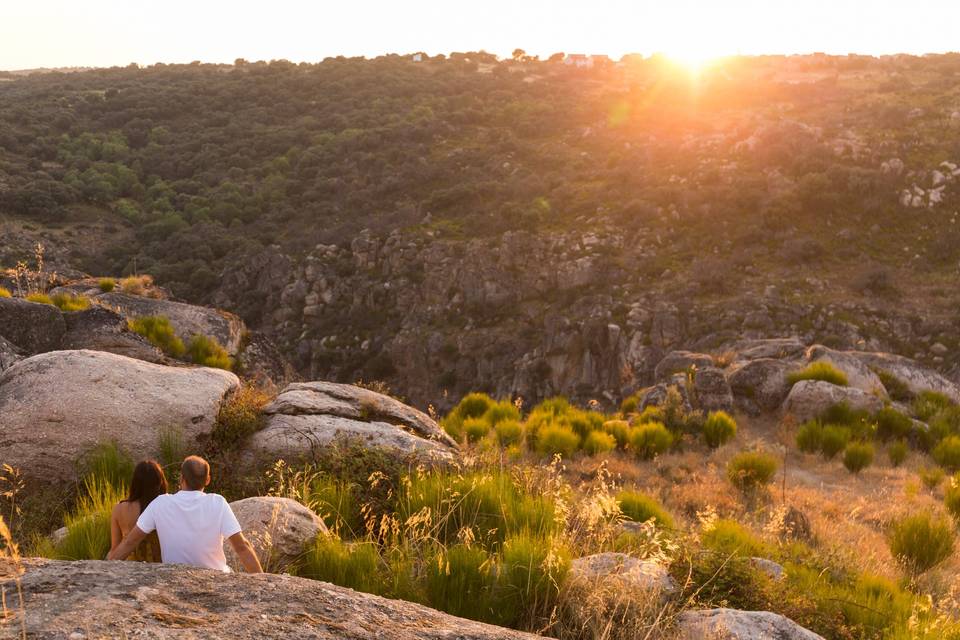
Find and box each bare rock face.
[569,553,676,597]
[0,335,21,373]
[726,358,792,415]
[805,345,885,394]
[61,305,165,363]
[96,291,246,354]
[732,337,807,361]
[850,350,960,402]
[0,350,239,483]
[5,559,538,639]
[0,296,65,354]
[781,380,884,421]
[654,350,714,381]
[691,366,734,412]
[227,497,328,573]
[677,608,825,640]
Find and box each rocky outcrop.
[781,380,884,421]
[654,351,714,381]
[61,305,165,363]
[569,553,676,596]
[691,366,734,412]
[251,382,457,463]
[228,497,328,572]
[726,358,792,415]
[0,296,65,354]
[0,350,239,483]
[851,351,960,402]
[677,608,824,639]
[96,291,246,354]
[732,338,806,361]
[805,345,884,394]
[0,335,21,373]
[5,559,537,639]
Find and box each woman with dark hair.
[110,460,167,562]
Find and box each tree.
[512,49,526,62]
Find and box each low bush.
[211,385,270,449]
[701,519,767,558]
[919,466,945,491]
[945,477,960,523]
[616,491,674,529]
[464,417,491,443]
[98,277,116,292]
[912,390,955,422]
[48,476,125,561]
[820,425,852,459]
[50,292,90,312]
[796,421,823,453]
[0,287,10,298]
[875,407,913,441]
[703,411,737,448]
[842,442,874,474]
[634,405,665,425]
[120,274,153,295]
[875,369,914,403]
[536,424,580,458]
[482,400,520,427]
[727,451,778,492]
[424,544,497,623]
[602,420,630,448]
[887,441,908,467]
[494,420,524,447]
[25,292,52,305]
[888,512,955,575]
[819,402,870,429]
[619,395,639,415]
[627,422,673,460]
[582,430,616,456]
[442,393,495,440]
[933,436,960,472]
[187,333,232,370]
[499,533,571,629]
[787,362,848,387]
[128,315,185,358]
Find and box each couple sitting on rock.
[106,455,262,573]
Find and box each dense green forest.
[3,53,960,303]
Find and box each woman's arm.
[109,504,123,553]
[107,526,147,561]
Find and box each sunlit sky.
[3,0,960,70]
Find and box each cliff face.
[215,227,956,409]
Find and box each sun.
[664,46,723,73]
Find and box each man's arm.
[106,525,147,561]
[228,532,263,573]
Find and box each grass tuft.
[787,361,849,387]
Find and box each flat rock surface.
[0,350,239,483]
[677,608,825,640]
[2,559,538,639]
[61,305,165,363]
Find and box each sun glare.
[664,47,723,74]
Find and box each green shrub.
[494,420,524,447]
[98,277,116,293]
[211,385,269,449]
[912,390,955,422]
[875,370,914,403]
[945,477,960,523]
[25,292,52,305]
[703,411,737,448]
[888,512,955,575]
[128,315,185,358]
[120,274,152,295]
[933,436,960,472]
[820,425,852,459]
[50,292,90,312]
[79,441,134,490]
[455,393,495,420]
[920,466,945,491]
[442,416,466,442]
[820,402,870,429]
[875,407,913,442]
[701,519,767,558]
[616,491,674,529]
[842,442,874,474]
[298,537,387,595]
[787,362,849,387]
[635,405,665,425]
[425,544,498,623]
[627,422,673,460]
[464,417,491,443]
[187,333,232,370]
[0,287,10,298]
[482,400,520,427]
[499,533,571,629]
[887,440,908,467]
[727,451,778,492]
[796,421,824,453]
[602,419,630,448]
[582,430,616,456]
[619,395,639,415]
[535,424,580,458]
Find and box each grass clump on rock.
[616,491,674,528]
[703,411,737,448]
[0,287,10,298]
[120,274,152,295]
[25,292,53,305]
[211,385,270,450]
[627,422,673,460]
[875,369,914,403]
[787,361,849,387]
[128,315,185,358]
[98,277,116,292]
[727,450,778,492]
[50,292,90,312]
[888,512,955,575]
[842,442,874,474]
[187,333,232,370]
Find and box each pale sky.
[3,0,959,70]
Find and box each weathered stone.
[96,292,246,354]
[849,351,960,402]
[227,497,328,573]
[61,305,165,363]
[805,345,885,394]
[6,559,538,639]
[0,296,65,354]
[749,557,785,581]
[726,358,792,415]
[0,335,21,373]
[570,552,676,596]
[732,337,807,361]
[777,506,813,542]
[677,608,825,640]
[691,366,734,412]
[782,380,883,421]
[654,350,714,381]
[0,350,239,484]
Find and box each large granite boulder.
[251,381,457,463]
[0,335,21,373]
[569,552,676,597]
[732,337,806,361]
[0,296,65,354]
[781,380,884,421]
[691,366,734,412]
[96,292,246,355]
[677,608,825,639]
[0,350,239,483]
[6,559,538,639]
[850,351,960,402]
[61,305,165,363]
[726,358,792,415]
[227,497,328,573]
[654,350,714,381]
[804,345,884,394]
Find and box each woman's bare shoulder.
[112,500,139,518]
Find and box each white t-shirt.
[136,490,242,572]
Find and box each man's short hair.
[181,456,211,490]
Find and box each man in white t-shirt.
[107,456,262,573]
